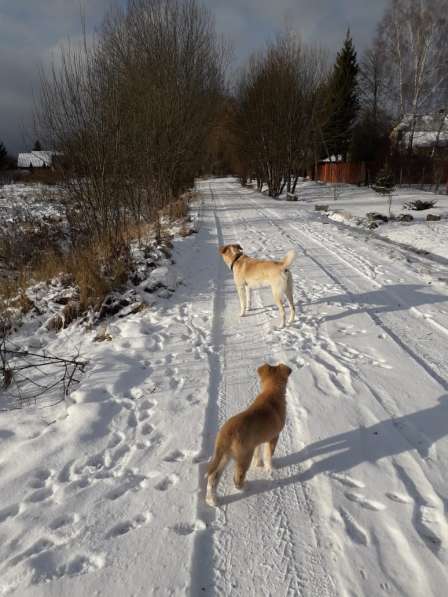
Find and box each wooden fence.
[317,162,366,185]
[316,158,448,192]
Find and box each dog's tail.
[281,249,296,270]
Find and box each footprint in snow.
[185,393,200,405]
[140,423,154,436]
[385,492,412,504]
[106,512,152,538]
[154,474,179,491]
[26,486,54,503]
[127,412,138,428]
[107,431,124,449]
[106,474,147,500]
[330,472,365,489]
[163,449,186,463]
[138,409,152,422]
[8,538,55,568]
[0,504,21,524]
[170,520,206,536]
[67,478,91,491]
[49,513,79,530]
[29,552,105,584]
[140,399,156,410]
[28,478,47,489]
[345,491,386,511]
[136,441,151,450]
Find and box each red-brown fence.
[317,162,366,185]
[316,158,448,191]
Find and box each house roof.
[17,151,56,168]
[392,112,448,147]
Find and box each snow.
[1,177,448,595]
[392,113,448,148]
[378,220,448,261]
[0,183,65,224]
[283,180,448,260]
[401,130,448,147]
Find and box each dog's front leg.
[245,286,251,312]
[237,285,246,316]
[234,451,253,489]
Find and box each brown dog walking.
[206,363,292,507]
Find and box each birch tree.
[378,0,448,151]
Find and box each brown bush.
[1,238,133,332]
[0,216,65,273]
[27,169,64,186]
[33,241,131,312]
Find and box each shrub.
[403,199,437,211]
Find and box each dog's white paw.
[251,458,263,469]
[264,464,273,476]
[206,493,218,507]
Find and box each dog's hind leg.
[273,289,286,327]
[234,450,254,490]
[251,445,263,468]
[286,274,296,324]
[264,436,279,473]
[206,450,230,507]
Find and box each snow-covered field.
[1,177,448,595]
[278,179,448,261]
[0,183,65,224]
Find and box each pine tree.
[372,167,395,194]
[372,166,395,218]
[33,140,42,151]
[323,30,360,161]
[0,141,7,169]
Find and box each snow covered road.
[192,178,448,596]
[2,177,448,596]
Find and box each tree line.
[212,0,448,195]
[37,0,226,245]
[34,0,448,219]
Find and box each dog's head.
[219,244,243,268]
[257,362,292,384]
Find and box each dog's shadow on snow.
[314,283,447,323]
[220,395,448,506]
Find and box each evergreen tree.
[0,141,7,169]
[33,140,42,151]
[323,30,360,161]
[372,166,395,218]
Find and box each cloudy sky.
[0,0,387,155]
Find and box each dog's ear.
[236,244,243,252]
[257,363,271,379]
[278,363,292,377]
[219,245,228,255]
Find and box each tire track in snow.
[193,183,336,597]
[246,195,448,396]
[216,180,448,594]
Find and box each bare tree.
[359,37,389,126]
[235,34,328,197]
[378,0,448,150]
[36,0,226,245]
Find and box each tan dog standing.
[219,244,296,327]
[206,363,292,507]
